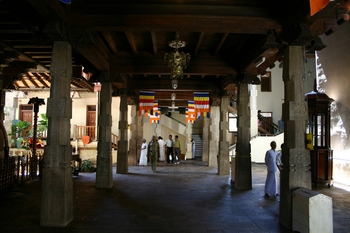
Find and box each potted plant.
[8,119,31,148]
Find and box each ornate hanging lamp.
[164,33,191,81]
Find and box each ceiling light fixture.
[172,79,178,89]
[164,33,191,80]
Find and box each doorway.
[86,105,96,140]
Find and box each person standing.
[174,135,181,164]
[139,138,148,166]
[158,136,165,162]
[165,135,174,163]
[148,135,160,172]
[264,141,279,197]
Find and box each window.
[260,72,271,92]
[229,112,237,132]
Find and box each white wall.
[250,133,284,163]
[256,63,284,125]
[4,91,130,138]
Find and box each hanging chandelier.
[164,33,191,80]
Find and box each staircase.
[192,134,202,158]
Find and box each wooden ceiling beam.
[101,31,118,55]
[214,33,229,55]
[110,52,237,76]
[26,75,40,88]
[31,73,50,88]
[27,0,68,21]
[194,32,204,55]
[125,31,138,55]
[151,31,157,55]
[71,15,281,34]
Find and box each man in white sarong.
[264,141,279,197]
[158,136,165,161]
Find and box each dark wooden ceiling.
[0,0,348,108]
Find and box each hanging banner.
[150,101,160,124]
[194,92,210,119]
[186,100,196,124]
[310,0,330,16]
[139,91,155,116]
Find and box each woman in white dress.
[157,136,165,161]
[139,138,148,165]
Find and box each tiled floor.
[0,159,349,233]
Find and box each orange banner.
[310,0,330,16]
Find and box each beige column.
[208,106,218,167]
[202,117,209,162]
[40,41,73,227]
[234,82,252,190]
[96,82,113,188]
[280,45,311,228]
[218,94,230,175]
[185,123,193,159]
[117,92,128,174]
[128,105,138,165]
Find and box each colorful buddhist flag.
[139,91,155,116]
[150,101,161,124]
[194,92,210,119]
[186,100,196,124]
[310,0,330,16]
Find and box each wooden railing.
[72,125,96,140]
[0,152,43,190]
[72,125,118,149]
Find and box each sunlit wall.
[316,22,350,187]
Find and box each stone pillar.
[96,82,113,188]
[117,92,128,174]
[185,123,193,159]
[128,105,138,165]
[208,106,218,167]
[218,94,230,175]
[136,112,144,163]
[234,82,252,190]
[202,117,209,162]
[40,41,73,227]
[280,45,311,228]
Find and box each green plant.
[28,113,48,137]
[81,159,94,172]
[8,119,31,145]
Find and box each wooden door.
[20,105,33,135]
[86,105,96,139]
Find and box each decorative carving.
[262,31,281,49]
[291,23,315,46]
[67,26,94,47]
[306,36,327,52]
[289,102,308,121]
[43,20,94,47]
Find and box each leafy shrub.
[81,159,94,172]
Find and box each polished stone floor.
[0,159,349,233]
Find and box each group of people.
[138,134,181,172]
[264,141,283,197]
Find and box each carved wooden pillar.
[128,105,138,165]
[234,82,252,190]
[117,90,128,174]
[41,41,73,227]
[218,93,230,175]
[280,45,311,228]
[96,81,113,188]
